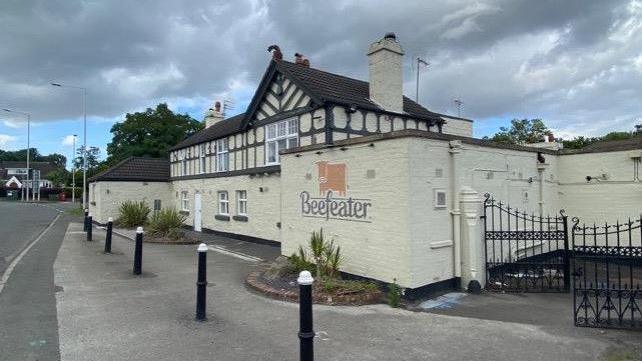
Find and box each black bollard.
[298,271,315,361]
[86,214,93,241]
[104,217,113,253]
[133,227,143,275]
[195,243,208,321]
[83,209,89,231]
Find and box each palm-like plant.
[324,242,342,278]
[289,228,344,279]
[310,229,325,279]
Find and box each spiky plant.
[309,228,326,278]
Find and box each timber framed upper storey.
[168,59,472,180]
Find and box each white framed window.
[236,190,247,215]
[434,189,447,208]
[181,191,189,211]
[218,191,229,215]
[216,139,229,172]
[199,144,206,174]
[266,118,298,165]
[180,149,188,176]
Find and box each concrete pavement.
[55,222,641,361]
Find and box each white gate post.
[459,187,486,291]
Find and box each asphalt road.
[0,201,75,361]
[0,202,62,274]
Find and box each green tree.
[561,136,597,149]
[45,169,69,187]
[485,118,550,144]
[106,103,203,165]
[0,147,41,161]
[40,153,67,168]
[73,145,102,175]
[0,148,65,167]
[562,130,641,149]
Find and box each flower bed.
[246,257,383,306]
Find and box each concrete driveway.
[54,223,642,361]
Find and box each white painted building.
[90,34,642,295]
[0,161,61,189]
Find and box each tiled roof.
[170,113,245,150]
[170,59,470,152]
[275,60,446,122]
[89,157,169,182]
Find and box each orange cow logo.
[316,161,347,196]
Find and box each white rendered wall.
[441,117,473,137]
[558,151,642,223]
[171,174,283,242]
[407,138,561,288]
[455,144,560,215]
[406,138,456,287]
[280,137,414,287]
[88,181,172,224]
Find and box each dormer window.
[266,118,298,165]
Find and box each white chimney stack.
[367,32,405,113]
[204,101,224,128]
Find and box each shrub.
[319,278,378,294]
[116,200,150,227]
[387,279,403,308]
[289,228,343,279]
[289,247,315,274]
[323,240,342,279]
[148,208,186,238]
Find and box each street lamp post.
[51,83,87,209]
[2,109,30,202]
[72,134,77,205]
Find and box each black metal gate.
[483,194,570,292]
[571,216,642,329]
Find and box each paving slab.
[55,224,641,361]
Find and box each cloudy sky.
[1,0,641,166]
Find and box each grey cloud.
[0,0,640,137]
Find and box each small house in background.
[0,161,62,190]
[89,33,642,296]
[87,157,171,222]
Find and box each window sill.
[215,214,230,221]
[233,215,248,222]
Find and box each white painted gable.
[253,74,313,122]
[5,176,22,188]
